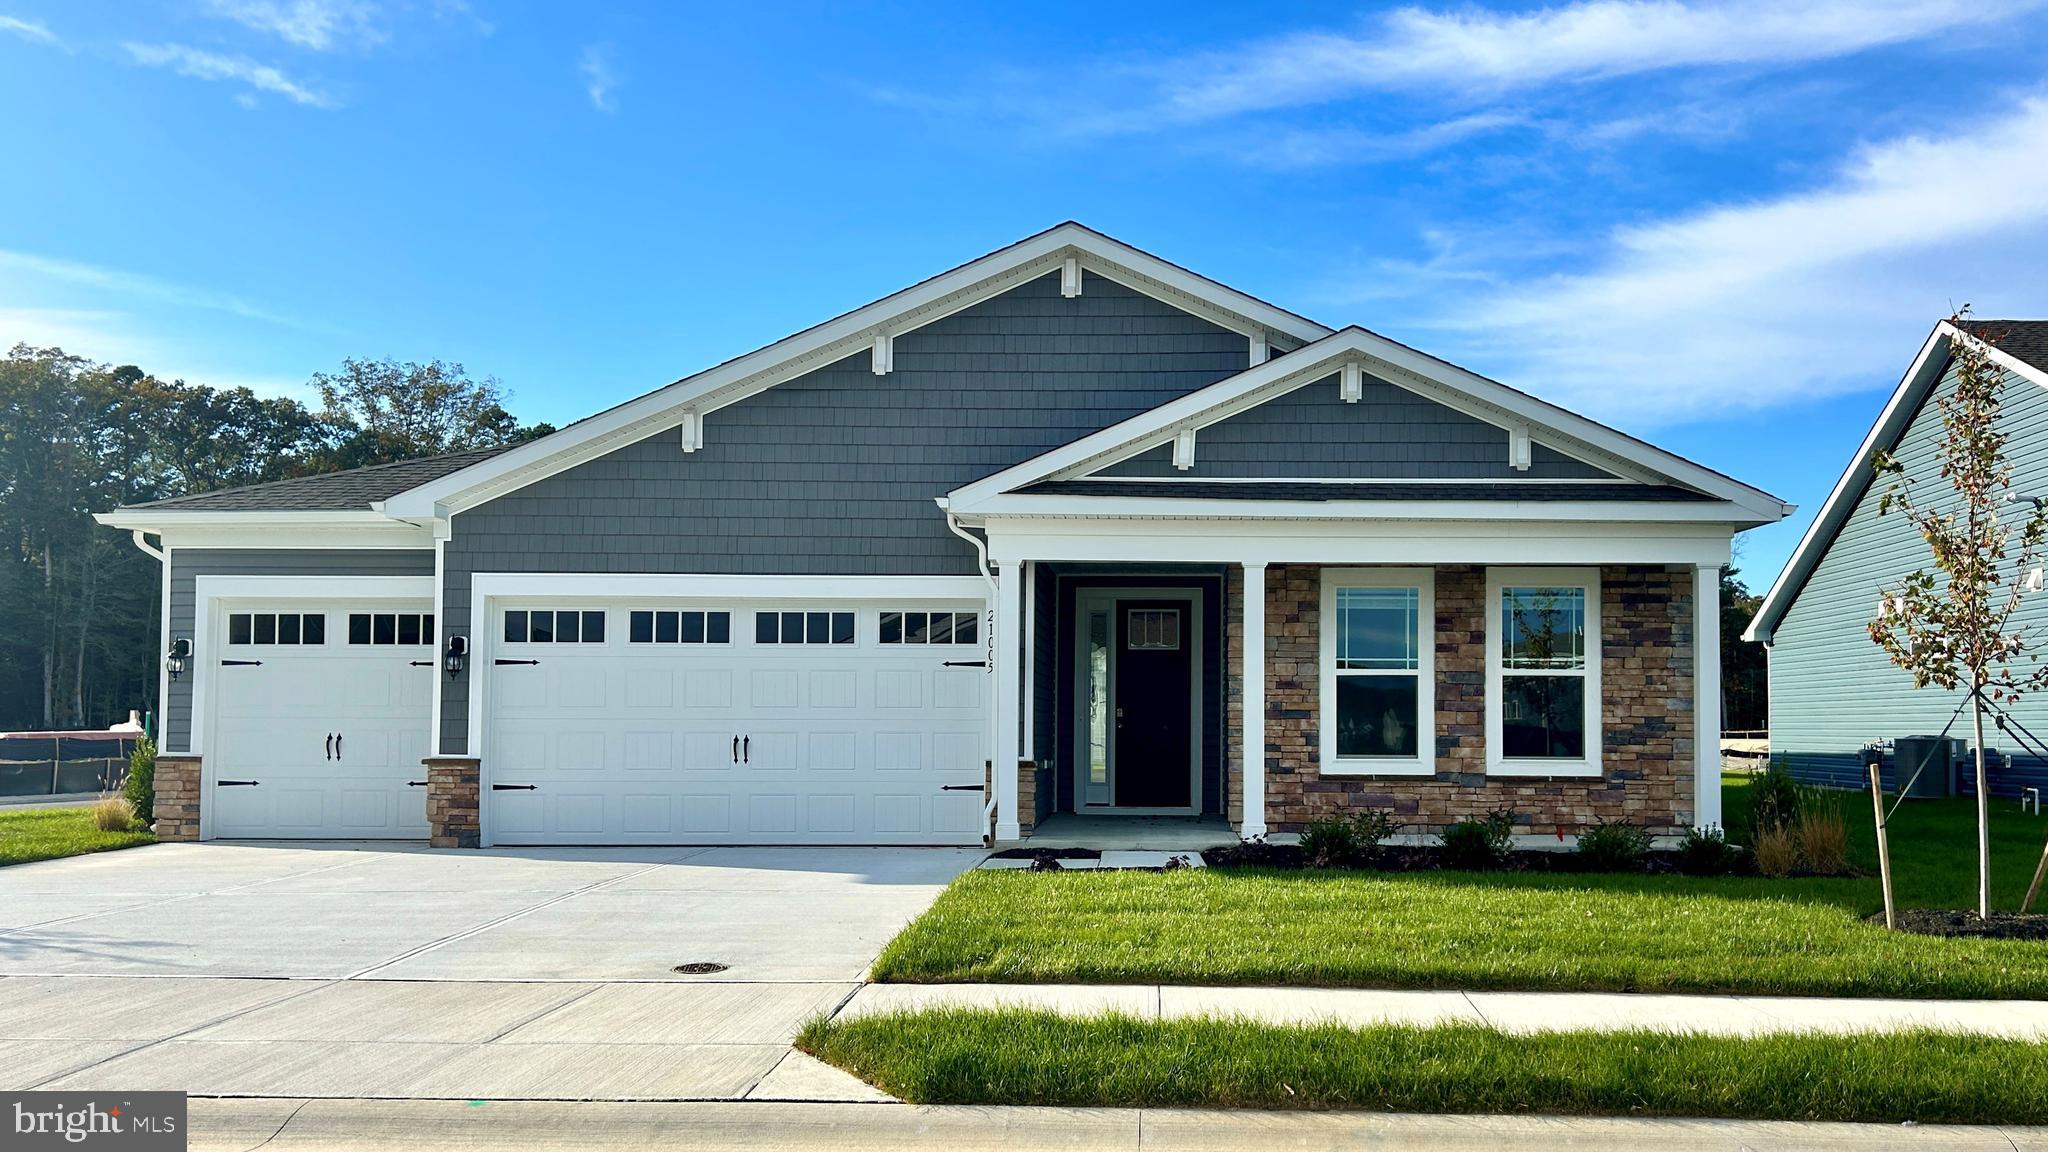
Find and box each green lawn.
[800,1008,2048,1122]
[0,804,154,867]
[870,778,2048,998]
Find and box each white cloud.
[579,44,619,112]
[203,0,384,51]
[0,13,61,48]
[123,42,336,107]
[0,248,328,332]
[1399,95,2048,423]
[1165,0,2042,121]
[1213,111,1529,169]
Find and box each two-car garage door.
[483,598,989,845]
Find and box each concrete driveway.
[0,841,978,1100]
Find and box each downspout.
[941,500,1002,844]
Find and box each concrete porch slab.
[1023,814,1237,851]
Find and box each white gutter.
[128,529,165,562]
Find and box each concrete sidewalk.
[186,1098,2048,1151]
[840,983,2048,1038]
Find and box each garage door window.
[880,611,978,645]
[629,609,731,645]
[755,611,854,645]
[228,612,326,645]
[505,610,607,644]
[348,612,435,646]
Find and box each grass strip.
[0,805,154,867]
[800,1008,2048,1123]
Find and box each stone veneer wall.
[153,755,202,842]
[1228,563,1695,836]
[425,757,481,848]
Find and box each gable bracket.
[679,410,704,454]
[1172,428,1197,471]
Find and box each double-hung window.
[1486,568,1601,776]
[1319,568,1433,775]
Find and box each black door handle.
[743,735,750,764]
[334,734,342,762]
[940,784,983,792]
[732,736,740,764]
[492,783,537,791]
[325,733,333,761]
[222,659,262,667]
[494,658,540,666]
[407,780,427,787]
[218,780,259,787]
[942,660,987,668]
[409,660,433,667]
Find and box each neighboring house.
[95,223,1789,849]
[1747,319,2048,795]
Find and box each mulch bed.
[1200,842,1697,874]
[988,847,1101,860]
[1872,908,2048,939]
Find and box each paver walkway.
[841,982,2048,1038]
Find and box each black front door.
[1114,599,1193,808]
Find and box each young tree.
[1868,317,2048,919]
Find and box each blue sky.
[5,1,2048,586]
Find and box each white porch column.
[994,559,1024,842]
[1695,563,1723,831]
[1241,562,1269,839]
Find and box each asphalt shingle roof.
[125,445,515,512]
[1957,319,2048,375]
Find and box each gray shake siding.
[438,271,1251,752]
[1094,372,1615,479]
[165,548,434,752]
[1772,356,2048,796]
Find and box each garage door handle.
[408,780,427,787]
[942,660,986,668]
[221,659,262,667]
[743,735,750,764]
[940,784,983,792]
[409,660,432,667]
[334,734,342,762]
[492,784,537,791]
[731,736,739,763]
[494,658,540,666]
[218,779,259,787]
[325,733,334,761]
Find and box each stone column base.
[153,755,202,841]
[424,757,481,848]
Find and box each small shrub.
[1748,756,1804,836]
[1574,819,1652,872]
[1440,809,1516,870]
[1754,824,1798,878]
[123,737,156,826]
[1676,824,1737,876]
[1795,801,1851,876]
[91,795,136,833]
[1299,809,1400,868]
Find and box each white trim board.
[945,327,1792,525]
[983,519,1732,567]
[380,223,1333,521]
[1747,320,2048,643]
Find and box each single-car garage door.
[483,598,989,845]
[207,599,435,838]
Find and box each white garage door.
[484,598,989,845]
[208,599,435,839]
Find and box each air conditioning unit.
[1892,735,1957,799]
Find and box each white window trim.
[1320,567,1435,777]
[1486,566,1602,778]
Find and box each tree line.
[0,344,551,732]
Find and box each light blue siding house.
[1748,320,2048,795]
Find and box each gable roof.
[1746,319,2048,643]
[120,446,516,513]
[375,222,1334,521]
[942,326,1791,524]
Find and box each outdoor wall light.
[165,637,192,682]
[443,634,468,679]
